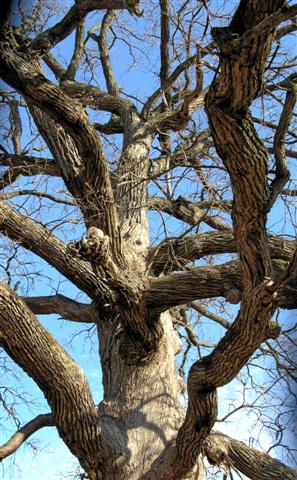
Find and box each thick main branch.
[0,282,113,476]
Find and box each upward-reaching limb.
[0,34,122,259]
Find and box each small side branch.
[159,0,171,105]
[0,414,54,461]
[23,294,96,323]
[267,83,296,211]
[0,153,60,176]
[98,11,119,96]
[62,19,86,81]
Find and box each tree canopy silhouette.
[0,1,296,479]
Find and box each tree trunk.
[97,310,185,480]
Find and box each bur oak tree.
[0,0,297,479]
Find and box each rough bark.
[0,282,116,479]
[0,37,122,258]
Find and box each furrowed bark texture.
[96,310,185,480]
[205,1,289,289]
[0,282,118,479]
[204,431,297,480]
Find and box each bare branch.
[191,303,230,329]
[61,80,131,114]
[93,117,123,134]
[147,258,297,311]
[281,188,297,196]
[0,153,60,190]
[275,16,297,40]
[98,11,120,96]
[23,294,96,323]
[8,99,22,154]
[0,153,60,176]
[0,414,54,461]
[43,51,66,80]
[141,44,213,118]
[0,189,75,206]
[267,83,296,211]
[28,0,142,54]
[149,231,295,273]
[149,129,213,178]
[148,196,230,231]
[267,147,297,159]
[159,0,170,106]
[62,19,86,81]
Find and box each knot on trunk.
[67,227,111,261]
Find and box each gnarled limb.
[142,280,282,479]
[204,430,297,480]
[148,2,297,478]
[61,80,131,114]
[23,294,96,323]
[205,1,295,290]
[267,83,296,211]
[0,414,54,461]
[0,282,116,478]
[62,20,86,81]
